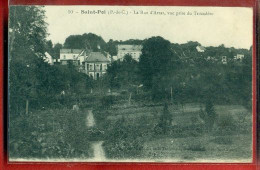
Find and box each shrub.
[199,100,217,132]
[9,108,92,159]
[215,113,237,135]
[100,95,114,109]
[103,117,144,158]
[154,103,172,135]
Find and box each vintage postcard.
[8,5,253,162]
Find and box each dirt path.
[92,141,106,161]
[86,110,95,127]
[85,109,107,161]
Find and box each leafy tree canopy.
[63,33,107,52]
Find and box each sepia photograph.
[8,5,253,162]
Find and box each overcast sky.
[44,6,253,49]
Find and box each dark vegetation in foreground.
[9,107,92,159]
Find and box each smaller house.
[44,52,54,65]
[117,44,142,61]
[234,54,245,61]
[85,52,110,80]
[60,49,85,66]
[196,46,206,53]
[221,56,227,64]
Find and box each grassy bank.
[9,108,93,159]
[93,103,252,160]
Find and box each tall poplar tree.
[9,6,48,114]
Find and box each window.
[103,64,107,70]
[96,73,100,79]
[63,55,66,59]
[89,72,94,79]
[90,65,93,71]
[96,64,100,71]
[222,56,227,64]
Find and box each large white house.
[117,44,142,61]
[58,49,111,79]
[85,52,110,80]
[59,49,86,66]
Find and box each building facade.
[59,48,89,72]
[234,54,245,61]
[117,45,142,61]
[44,52,54,65]
[85,52,110,80]
[59,49,86,66]
[59,49,111,78]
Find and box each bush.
[9,108,92,159]
[199,100,217,132]
[214,113,237,135]
[154,103,172,135]
[103,118,144,158]
[100,95,115,109]
[92,109,111,129]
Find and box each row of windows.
[62,55,77,59]
[119,52,141,56]
[88,72,106,80]
[61,60,79,65]
[86,64,107,71]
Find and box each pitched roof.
[60,49,83,54]
[85,52,110,62]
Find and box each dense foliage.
[9,6,93,114]
[63,33,107,51]
[9,6,93,159]
[9,108,92,159]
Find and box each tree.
[106,54,139,90]
[63,33,107,51]
[105,39,117,56]
[53,43,63,59]
[199,99,217,132]
[154,103,172,135]
[139,36,181,100]
[9,6,95,113]
[9,6,48,114]
[45,40,54,56]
